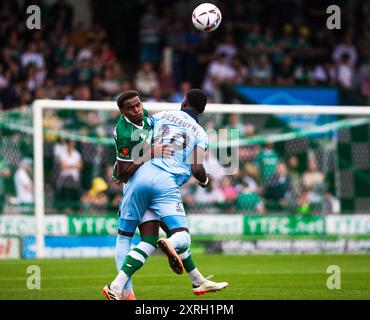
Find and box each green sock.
[182,255,196,273]
[121,236,158,277]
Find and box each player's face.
[122,96,143,125]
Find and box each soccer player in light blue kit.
[105,89,228,299]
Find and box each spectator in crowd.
[158,59,176,98]
[236,179,265,214]
[55,140,82,211]
[358,56,370,85]
[72,57,94,85]
[20,42,45,70]
[193,177,225,213]
[170,81,191,103]
[219,176,238,205]
[264,162,292,211]
[311,61,336,86]
[295,26,311,50]
[203,149,228,184]
[134,61,159,98]
[165,20,189,86]
[232,56,249,84]
[81,177,109,210]
[225,114,244,133]
[146,86,166,102]
[193,34,215,88]
[239,124,260,163]
[276,55,295,85]
[332,33,358,68]
[98,66,121,96]
[302,158,325,212]
[238,164,260,194]
[280,24,295,50]
[250,54,273,85]
[287,155,301,192]
[202,53,236,101]
[336,53,355,90]
[244,23,263,53]
[215,34,238,66]
[14,158,34,212]
[255,141,280,187]
[139,3,162,64]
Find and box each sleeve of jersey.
[196,131,209,152]
[116,136,135,162]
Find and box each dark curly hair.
[116,90,141,109]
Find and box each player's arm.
[116,144,152,183]
[116,140,173,184]
[191,147,210,188]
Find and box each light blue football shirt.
[150,110,208,186]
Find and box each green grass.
[0,254,369,300]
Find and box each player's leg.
[109,220,160,295]
[104,170,153,300]
[114,218,136,299]
[103,218,139,300]
[159,215,229,295]
[150,174,220,289]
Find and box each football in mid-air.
[192,3,222,32]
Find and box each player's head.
[116,90,143,125]
[181,89,207,114]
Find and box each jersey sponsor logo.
[176,203,184,212]
[119,147,130,158]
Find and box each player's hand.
[112,162,122,185]
[152,140,174,158]
[199,174,212,188]
[112,176,122,185]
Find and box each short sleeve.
[116,136,136,162]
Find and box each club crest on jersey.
[119,147,130,158]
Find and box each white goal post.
[32,99,370,258]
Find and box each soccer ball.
[192,3,222,32]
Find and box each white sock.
[178,250,206,286]
[115,235,133,290]
[110,271,129,293]
[188,268,206,287]
[111,240,157,293]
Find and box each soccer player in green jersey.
[110,90,172,300]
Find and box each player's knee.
[173,231,191,252]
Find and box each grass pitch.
[0,254,369,300]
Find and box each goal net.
[1,101,370,257]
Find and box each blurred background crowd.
[0,0,369,216]
[0,0,369,110]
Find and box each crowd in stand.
[0,0,367,215]
[0,0,369,110]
